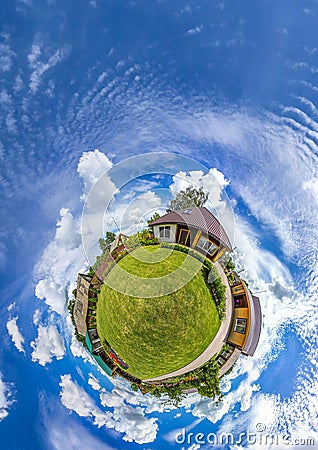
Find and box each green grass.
[96,246,220,379]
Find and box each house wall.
[192,231,223,262]
[211,246,227,262]
[154,223,228,263]
[227,308,249,348]
[74,274,90,336]
[153,224,177,242]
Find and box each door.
[178,229,190,246]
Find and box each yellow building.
[227,280,262,356]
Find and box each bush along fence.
[138,357,222,406]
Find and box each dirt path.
[142,261,233,382]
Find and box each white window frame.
[234,318,247,334]
[159,226,171,238]
[197,236,217,255]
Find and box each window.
[159,226,171,238]
[196,236,217,255]
[234,318,247,334]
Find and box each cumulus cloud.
[88,374,101,391]
[35,279,67,315]
[33,149,117,321]
[55,208,82,250]
[169,168,230,209]
[59,374,158,444]
[114,190,162,235]
[31,325,65,366]
[78,150,118,263]
[34,208,84,314]
[77,149,114,200]
[33,309,41,326]
[6,317,25,354]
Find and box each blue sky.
[0,1,318,449]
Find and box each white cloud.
[27,43,41,65]
[0,372,13,421]
[27,43,70,93]
[59,374,159,444]
[0,89,11,105]
[77,149,113,200]
[6,317,25,354]
[169,168,230,211]
[69,332,90,362]
[187,25,203,35]
[88,374,101,391]
[78,150,118,263]
[188,444,201,450]
[33,309,41,325]
[35,279,67,315]
[0,41,15,72]
[13,74,24,93]
[117,190,162,234]
[233,216,291,283]
[303,178,318,202]
[34,208,85,314]
[55,208,82,251]
[33,150,117,315]
[46,417,113,450]
[163,418,203,444]
[31,325,65,366]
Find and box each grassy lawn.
[96,246,220,379]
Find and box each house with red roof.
[149,206,232,262]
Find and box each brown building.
[149,207,232,262]
[74,273,92,337]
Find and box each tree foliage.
[99,231,116,253]
[195,359,222,399]
[142,358,222,405]
[147,212,161,225]
[166,186,209,212]
[125,230,159,249]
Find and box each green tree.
[196,359,222,400]
[99,231,116,253]
[226,258,235,271]
[147,212,161,225]
[166,186,209,212]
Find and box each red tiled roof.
[149,207,232,250]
